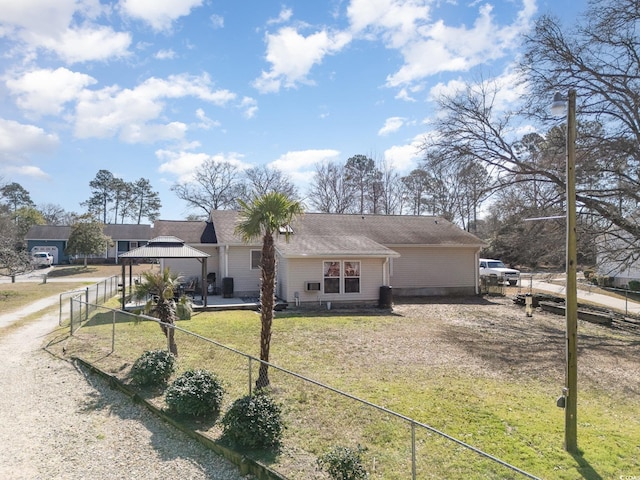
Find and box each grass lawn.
[54,296,640,480]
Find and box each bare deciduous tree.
[171,159,243,219]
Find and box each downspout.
[224,245,229,277]
[475,249,480,295]
[383,257,389,286]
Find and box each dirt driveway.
[0,269,249,480]
[390,295,640,396]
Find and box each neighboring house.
[25,224,152,264]
[154,212,485,305]
[595,218,640,287]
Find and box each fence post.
[248,357,253,397]
[411,421,417,480]
[70,297,75,335]
[112,310,116,353]
[85,288,89,322]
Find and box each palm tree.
[134,267,180,356]
[235,192,304,388]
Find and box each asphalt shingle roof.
[26,224,151,241]
[209,210,483,247]
[275,235,400,258]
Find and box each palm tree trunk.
[256,232,276,389]
[168,326,178,356]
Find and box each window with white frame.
[323,261,340,293]
[322,261,361,294]
[251,250,262,269]
[344,261,360,293]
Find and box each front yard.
[54,294,640,479]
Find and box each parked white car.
[479,258,520,286]
[32,252,53,268]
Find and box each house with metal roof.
[154,211,485,306]
[25,224,152,264]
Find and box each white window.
[323,261,361,294]
[323,261,340,293]
[251,250,262,270]
[344,261,361,293]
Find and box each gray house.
[25,224,152,264]
[154,212,485,306]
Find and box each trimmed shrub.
[131,349,176,387]
[221,391,284,449]
[165,369,225,418]
[628,280,640,292]
[317,445,369,480]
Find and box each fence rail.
[65,298,540,480]
[60,275,120,328]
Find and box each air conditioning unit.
[305,281,321,291]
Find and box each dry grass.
[47,263,160,279]
[51,291,640,479]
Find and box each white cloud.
[383,135,423,171]
[155,49,176,60]
[0,118,58,177]
[119,0,204,31]
[210,14,224,29]
[3,164,50,179]
[37,25,131,63]
[0,118,59,154]
[0,1,131,63]
[395,88,417,102]
[347,0,431,48]
[386,2,536,87]
[378,116,405,136]
[0,0,86,38]
[268,149,341,194]
[74,73,236,141]
[194,108,220,130]
[267,7,293,25]
[268,149,340,173]
[428,68,528,112]
[253,27,352,93]
[119,121,187,143]
[346,0,536,90]
[239,97,258,119]
[5,67,97,117]
[156,149,248,182]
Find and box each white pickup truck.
[479,258,520,286]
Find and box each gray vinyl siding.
[281,257,385,304]
[224,246,262,296]
[162,258,203,279]
[389,246,477,294]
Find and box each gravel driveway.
[0,307,248,479]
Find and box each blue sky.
[0,0,586,221]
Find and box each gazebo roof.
[118,236,210,260]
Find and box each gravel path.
[0,307,248,479]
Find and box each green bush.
[628,280,640,292]
[317,445,369,480]
[221,391,284,449]
[165,369,225,418]
[131,349,176,387]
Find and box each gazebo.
[118,236,210,309]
